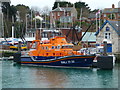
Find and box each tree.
[15,4,30,22]
[2,2,17,37]
[52,1,73,10]
[14,4,30,37]
[2,2,17,21]
[74,1,91,18]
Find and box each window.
[46,46,48,50]
[106,26,110,31]
[52,46,55,49]
[62,39,65,41]
[33,33,35,37]
[104,14,106,17]
[67,12,69,16]
[42,47,44,50]
[45,33,47,37]
[42,33,44,38]
[57,45,61,49]
[104,32,111,39]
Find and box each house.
[25,28,61,40]
[95,20,120,53]
[88,13,102,21]
[50,3,77,28]
[102,4,120,20]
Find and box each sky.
[10,0,120,10]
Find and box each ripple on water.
[1,60,119,88]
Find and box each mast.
[12,16,14,38]
[31,9,33,29]
[0,1,3,37]
[79,8,82,28]
[25,14,28,33]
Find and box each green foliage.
[75,1,91,18]
[55,20,61,28]
[15,4,30,22]
[2,2,17,21]
[90,9,99,13]
[52,1,73,10]
[52,1,91,18]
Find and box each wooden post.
[103,41,107,56]
[35,29,41,40]
[18,41,21,53]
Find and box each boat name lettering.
[61,60,75,64]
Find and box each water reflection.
[18,66,95,88]
[0,61,2,89]
[2,61,119,88]
[96,70,114,88]
[34,68,67,88]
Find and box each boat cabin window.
[42,46,44,50]
[62,39,65,41]
[62,45,73,49]
[42,46,48,50]
[51,46,61,49]
[55,46,58,49]
[52,46,55,49]
[46,46,48,50]
[57,45,61,49]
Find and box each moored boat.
[14,36,96,68]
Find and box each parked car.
[9,44,27,51]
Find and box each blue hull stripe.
[20,55,95,67]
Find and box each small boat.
[14,36,95,68]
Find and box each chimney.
[112,4,115,8]
[66,4,68,7]
[57,3,60,8]
[73,4,75,8]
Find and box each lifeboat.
[14,36,95,68]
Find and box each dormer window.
[106,26,110,31]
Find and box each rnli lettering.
[61,60,75,64]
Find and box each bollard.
[103,41,107,56]
[97,56,113,69]
[18,41,21,52]
[13,52,21,63]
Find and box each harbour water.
[0,60,119,89]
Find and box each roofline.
[52,6,74,12]
[95,20,120,36]
[104,8,120,9]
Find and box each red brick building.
[50,4,78,28]
[102,4,120,20]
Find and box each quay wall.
[114,53,120,63]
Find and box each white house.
[95,20,120,53]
